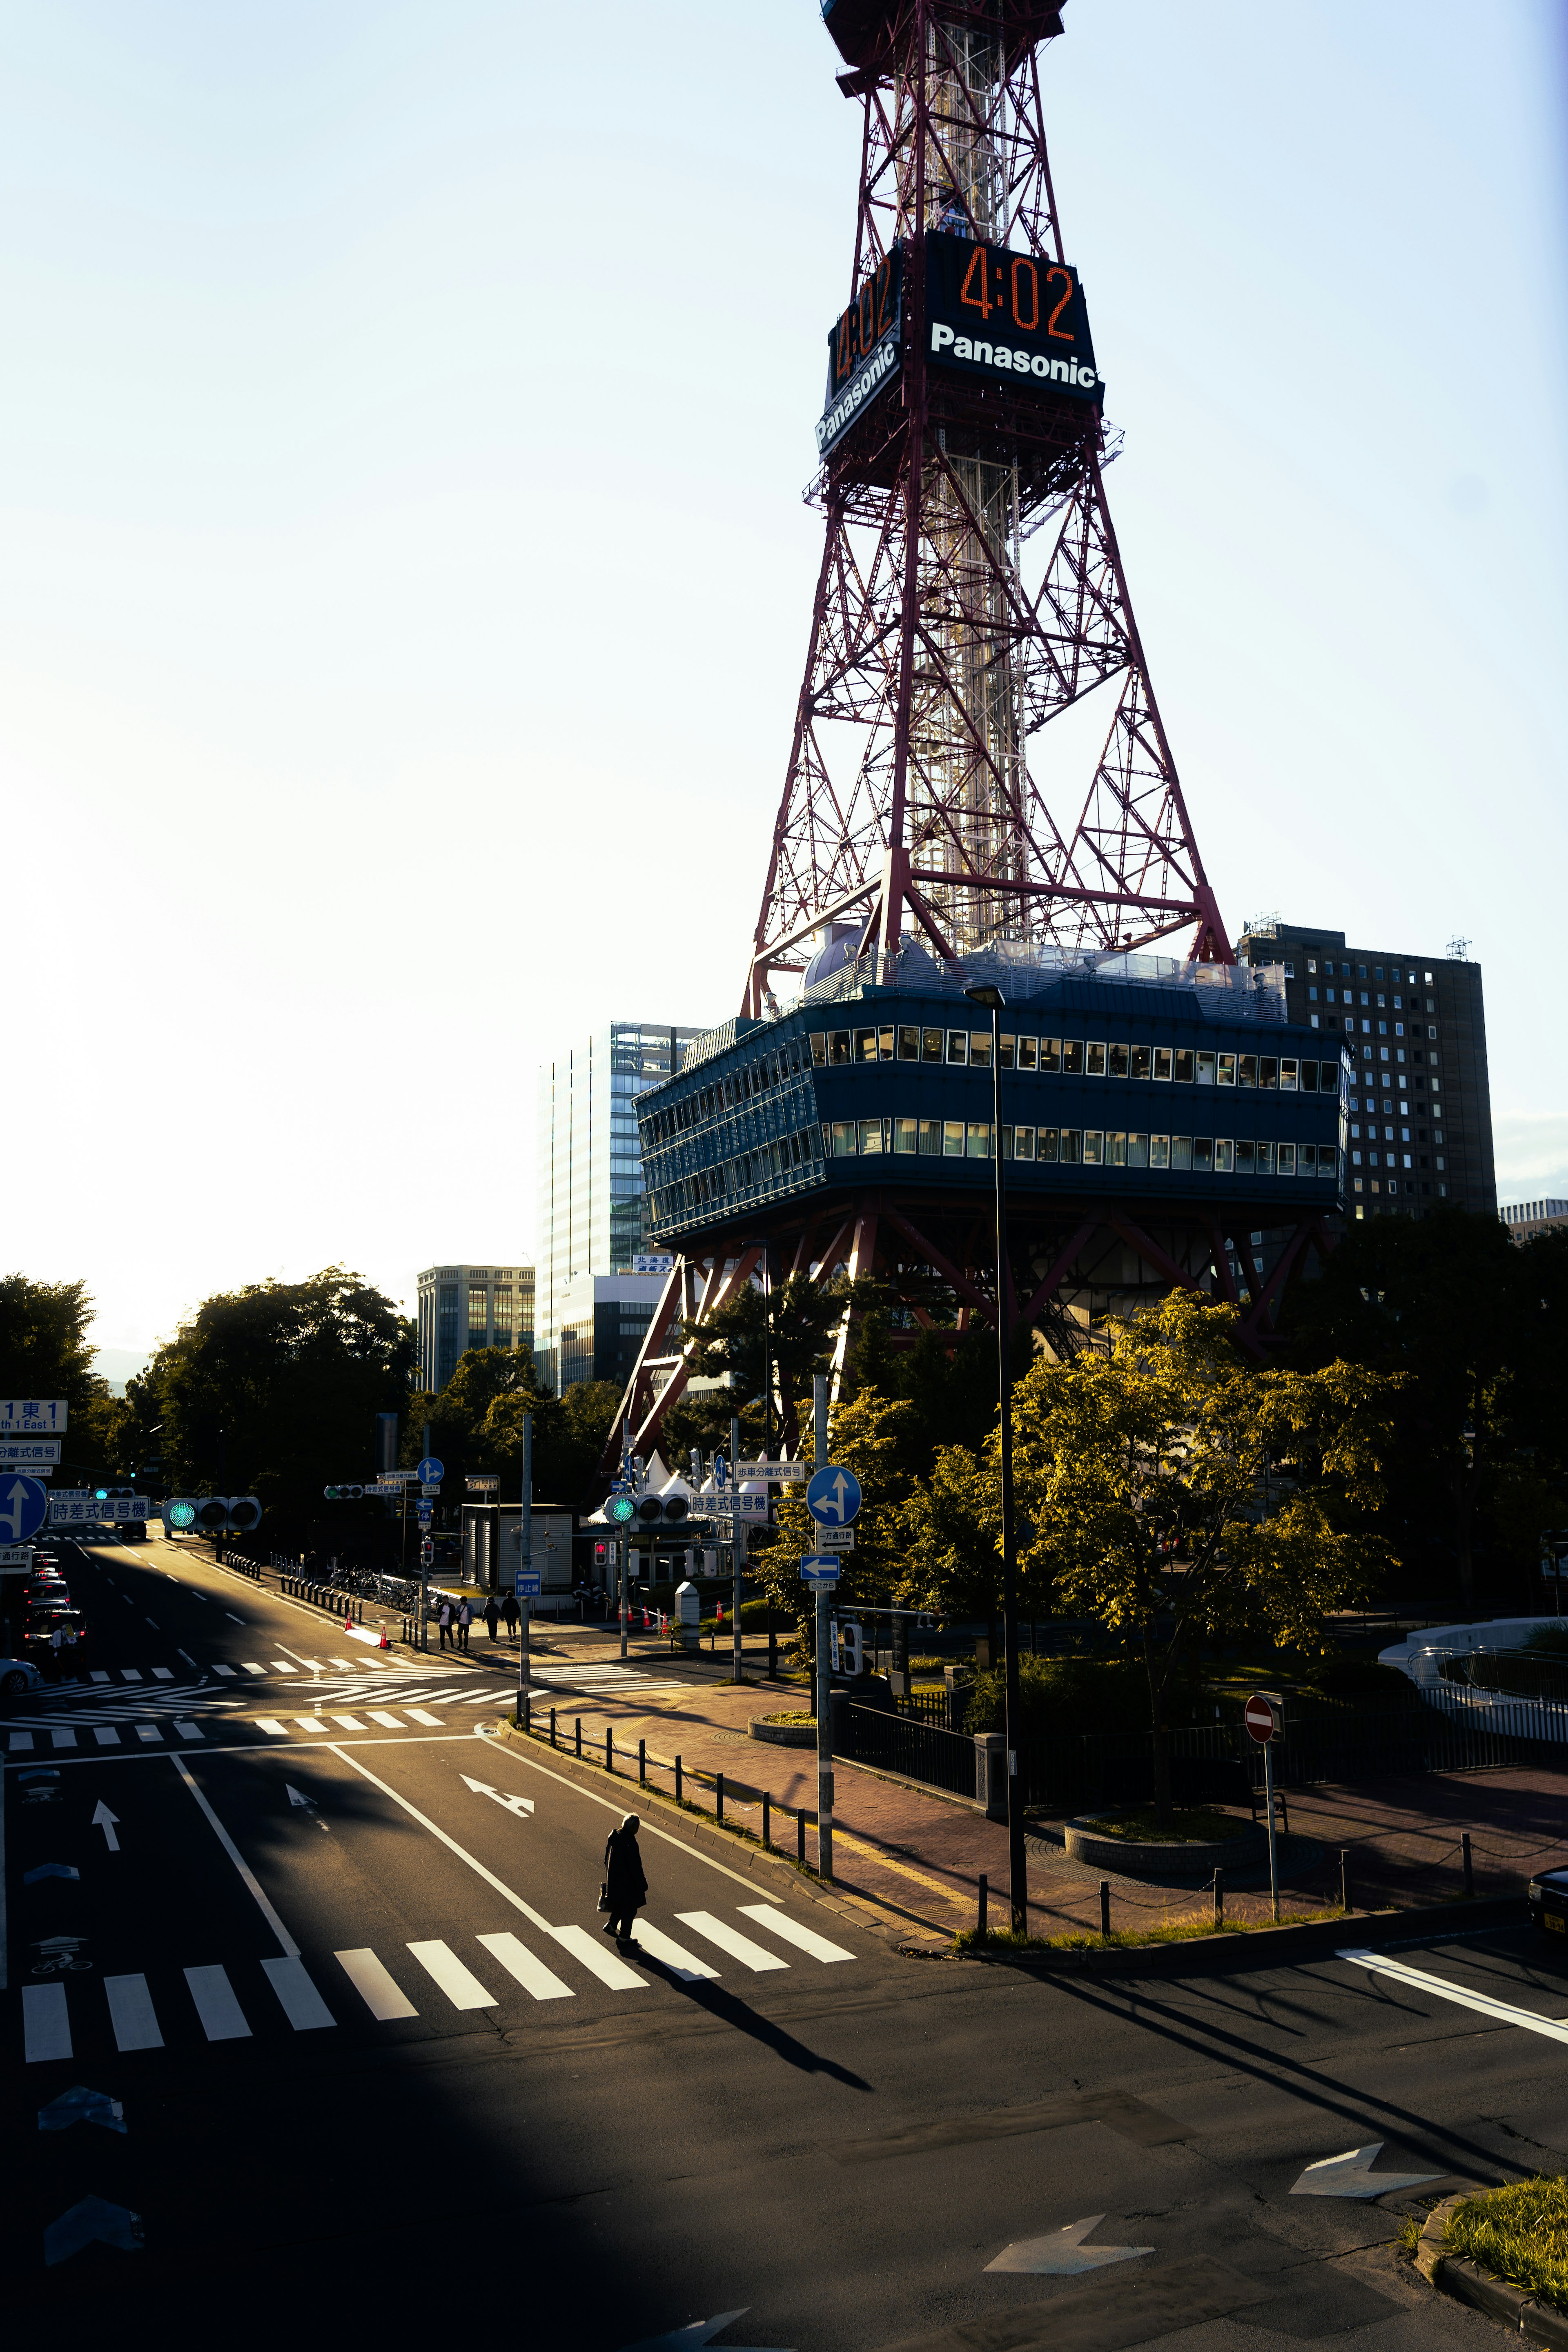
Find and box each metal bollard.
[1214,1868,1224,1929]
[550,1707,557,1748]
[1462,1831,1473,1898]
[978,1872,988,1938]
[675,1755,682,1805]
[762,1792,771,1848]
[575,1717,582,1759]
[639,1737,646,1788]
[1099,1880,1111,1939]
[606,1728,614,1775]
[797,1809,806,1864]
[1340,1846,1351,1913]
[716,1773,724,1824]
[522,1694,531,1736]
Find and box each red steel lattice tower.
[745,0,1231,1017]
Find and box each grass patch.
[1082,1806,1252,1845]
[1445,2176,1568,2314]
[954,1905,1342,1956]
[756,1709,815,1726]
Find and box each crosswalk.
[7,1701,475,1751]
[19,1903,855,2061]
[3,1670,499,1750]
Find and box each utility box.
[463,1505,574,1610]
[673,1579,702,1653]
[974,1731,1009,1822]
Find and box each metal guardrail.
[278,1577,364,1623]
[848,1704,978,1798]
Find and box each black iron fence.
[867,1682,1566,1811]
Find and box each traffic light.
[163,1497,262,1533]
[593,1540,609,1569]
[635,1490,690,1528]
[606,1490,638,1527]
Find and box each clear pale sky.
[4,1,1564,1363]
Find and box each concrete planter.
[749,1715,817,1748]
[1065,1812,1267,1875]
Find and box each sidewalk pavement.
[225,1555,1568,1945]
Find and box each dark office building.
[1234,921,1495,1221]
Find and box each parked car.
[1527,1867,1568,1940]
[0,1655,43,1696]
[24,1606,85,1675]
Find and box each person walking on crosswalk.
[601,1813,647,1946]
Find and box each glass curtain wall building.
[417,1263,536,1394]
[536,1020,702,1394]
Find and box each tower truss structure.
[746,0,1229,1017]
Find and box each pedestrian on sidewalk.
[484,1595,500,1642]
[601,1813,647,1945]
[457,1598,472,1652]
[503,1592,518,1640]
[437,1599,453,1650]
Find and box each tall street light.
[964,982,1027,1934]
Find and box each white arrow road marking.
[1290,2143,1445,2199]
[985,2216,1154,2275]
[617,2314,788,2352]
[1338,1946,1568,2046]
[92,1801,120,1852]
[44,2195,144,2266]
[461,1774,535,1818]
[286,1784,330,1831]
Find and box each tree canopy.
[0,1273,120,1482]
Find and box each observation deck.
[639,953,1345,1250]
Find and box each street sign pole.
[420,1421,431,1653]
[731,1409,744,1686]
[518,1410,532,1716]
[1263,1736,1279,1922]
[813,1372,832,1882]
[619,1531,629,1662]
[1245,1690,1283,1921]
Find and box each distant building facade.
[417,1262,535,1394]
[1502,1200,1568,1243]
[1235,921,1495,1221]
[536,1020,703,1393]
[554,1272,669,1393]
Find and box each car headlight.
[1528,1884,1542,1903]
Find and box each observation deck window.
[1153,1048,1173,1082]
[894,1118,918,1153]
[810,1033,827,1067]
[1062,1041,1083,1075]
[1083,1131,1104,1165]
[830,1031,851,1065]
[1131,1046,1151,1080]
[1217,1054,1236,1087]
[898,1027,920,1061]
[1196,1053,1216,1085]
[945,1030,969,1065]
[923,1028,943,1062]
[1016,1036,1038,1072]
[1086,1043,1107,1077]
[1109,1045,1129,1078]
[854,1029,878,1062]
[969,1031,992,1069]
[943,1121,966,1156]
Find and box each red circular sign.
[1244,1692,1278,1744]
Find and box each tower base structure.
[603,948,1346,1470]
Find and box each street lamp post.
[965,982,1027,1935]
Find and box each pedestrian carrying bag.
[597,1882,610,1913]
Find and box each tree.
[1011,1291,1398,1823]
[0,1273,122,1482]
[149,1267,413,1528]
[1287,1210,1568,1612]
[685,1274,846,1458]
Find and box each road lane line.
[550,1924,650,1990]
[676,1911,789,1971]
[261,1955,336,2030]
[475,1931,575,2001]
[24,1983,72,2060]
[629,1921,721,1982]
[407,1940,497,2010]
[185,1963,252,2040]
[327,1746,558,1931]
[1337,1948,1568,2044]
[336,1947,418,2019]
[105,1973,164,2051]
[738,1904,855,1962]
[170,1753,299,1958]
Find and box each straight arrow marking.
[461,1774,535,1818]
[617,2314,788,2352]
[92,1802,120,1852]
[1337,1946,1568,2047]
[286,1785,330,1831]
[1290,2142,1444,2200]
[985,2216,1154,2275]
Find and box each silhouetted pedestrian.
[601,1814,647,1944]
[457,1598,472,1652]
[438,1599,453,1650]
[484,1597,500,1642]
[503,1593,519,1639]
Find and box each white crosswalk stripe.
[174,1720,204,1739]
[106,1973,164,2051]
[23,1983,72,2062]
[630,1921,721,1982]
[676,1912,789,1971]
[336,1948,419,2019]
[476,1931,574,2001]
[549,1924,650,1991]
[737,1905,854,1962]
[94,1727,120,1746]
[185,1964,251,2040]
[152,1667,174,1680]
[262,1955,336,2029]
[407,1940,496,2009]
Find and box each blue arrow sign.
[415,1455,445,1483]
[806,1465,861,1526]
[800,1555,841,1584]
[0,1474,48,1544]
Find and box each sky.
[3,0,1565,1368]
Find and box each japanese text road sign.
[814,1526,855,1551]
[0,1475,49,1544]
[806,1465,862,1525]
[0,1544,34,1572]
[1244,1690,1282,1744]
[737,1459,806,1481]
[515,1570,541,1597]
[415,1455,445,1483]
[800,1555,842,1585]
[0,1401,68,1435]
[0,1439,60,1466]
[466,1476,500,1492]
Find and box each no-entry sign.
[1244,1690,1281,1744]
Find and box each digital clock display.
[925,232,1102,405]
[817,244,904,458]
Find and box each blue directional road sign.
[806,1464,862,1526]
[0,1474,48,1545]
[416,1501,434,1524]
[800,1555,842,1585]
[515,1570,541,1598]
[415,1455,445,1484]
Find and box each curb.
[1414,2193,1568,2349]
[484,1713,929,1952]
[932,1893,1527,1978]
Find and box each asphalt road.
[5,1537,1567,2349]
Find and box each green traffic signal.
[168,1501,196,1530]
[607,1493,637,1525]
